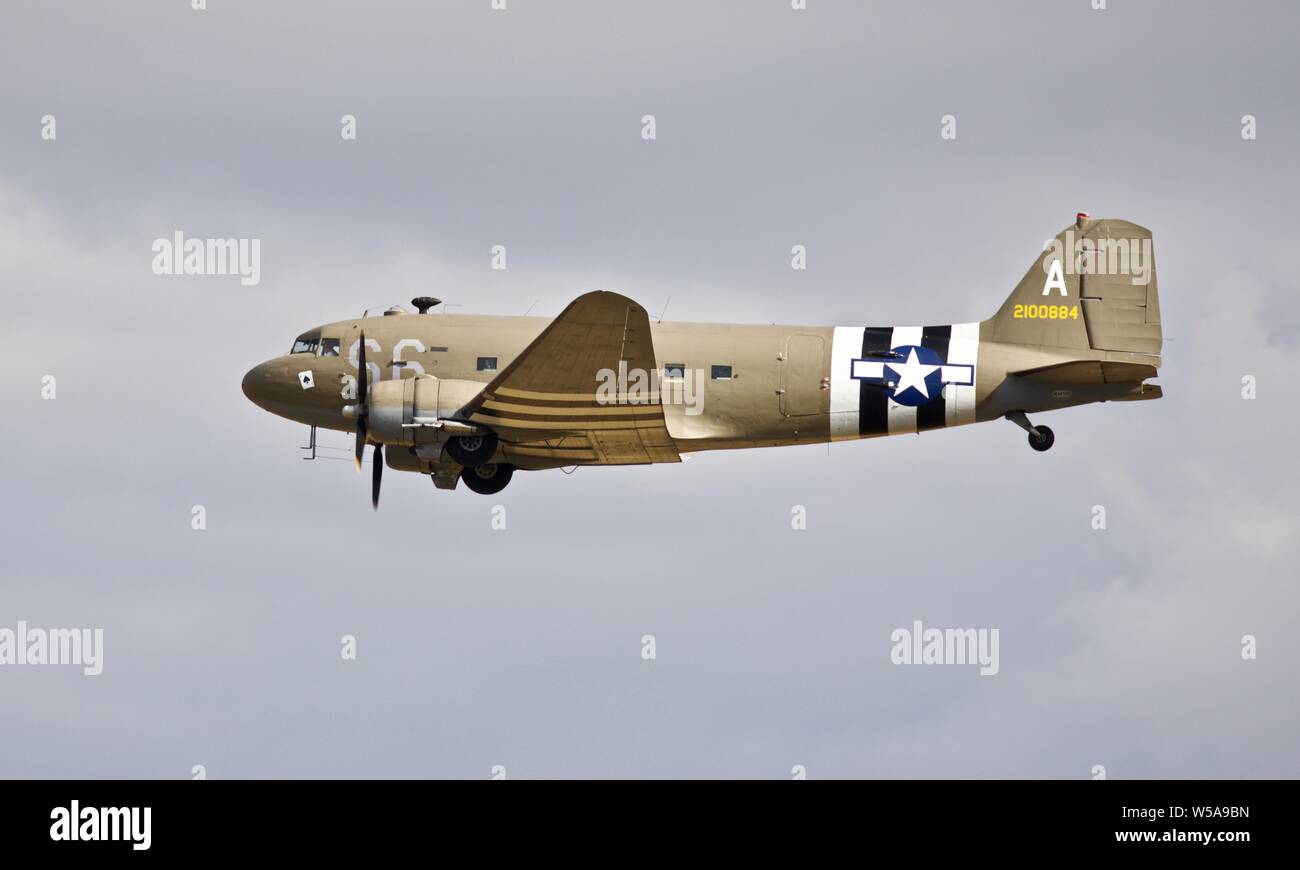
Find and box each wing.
[459,291,681,465]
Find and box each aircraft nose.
[241,360,273,409]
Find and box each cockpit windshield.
[320,338,341,357]
[290,331,321,354]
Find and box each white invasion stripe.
[887,395,917,434]
[939,364,974,385]
[887,326,921,435]
[830,326,863,441]
[945,321,980,427]
[851,359,885,379]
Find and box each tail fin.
[987,215,1162,365]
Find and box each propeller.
[354,331,369,472]
[352,331,384,510]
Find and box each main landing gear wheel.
[1028,425,1055,452]
[460,462,514,495]
[444,432,499,467]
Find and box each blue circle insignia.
[884,344,945,406]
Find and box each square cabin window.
[319,339,341,357]
[663,363,686,380]
[477,356,498,372]
[711,365,733,380]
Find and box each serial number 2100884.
[1013,304,1079,320]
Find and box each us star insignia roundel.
[850,344,973,407]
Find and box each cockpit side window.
[290,331,321,354]
[319,338,341,357]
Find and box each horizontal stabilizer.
[1113,383,1164,402]
[1013,360,1157,386]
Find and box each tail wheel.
[445,432,499,467]
[1028,425,1055,452]
[460,462,514,495]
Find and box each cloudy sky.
[1,0,1296,778]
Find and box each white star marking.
[885,348,940,399]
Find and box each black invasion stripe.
[918,324,952,432]
[859,327,892,436]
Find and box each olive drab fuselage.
[242,216,1163,494]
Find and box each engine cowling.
[366,375,487,446]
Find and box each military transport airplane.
[242,215,1161,507]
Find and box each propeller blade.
[357,330,368,403]
[371,443,383,510]
[355,330,369,472]
[354,418,366,472]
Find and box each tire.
[1028,425,1055,452]
[444,432,499,467]
[460,462,514,495]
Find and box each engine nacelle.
[367,375,486,446]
